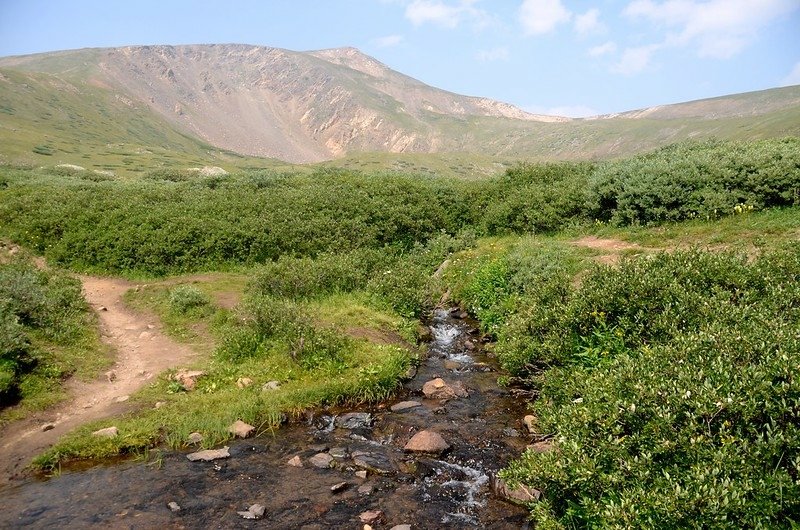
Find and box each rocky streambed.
[0,309,539,528]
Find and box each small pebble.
[167,501,181,512]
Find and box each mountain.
[1,44,798,174]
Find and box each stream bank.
[1,308,534,528]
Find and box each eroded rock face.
[403,430,450,455]
[422,378,468,400]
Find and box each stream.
[0,309,533,528]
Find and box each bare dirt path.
[571,235,645,264]
[0,276,200,484]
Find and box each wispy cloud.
[404,0,490,29]
[624,0,799,59]
[782,61,800,86]
[476,46,509,62]
[574,8,605,35]
[519,0,571,35]
[373,34,404,48]
[612,44,661,75]
[588,41,617,57]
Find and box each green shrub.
[168,284,211,314]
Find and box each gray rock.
[357,484,373,495]
[262,380,280,391]
[492,476,541,505]
[309,452,334,468]
[228,420,255,438]
[503,428,520,437]
[391,525,412,530]
[187,432,203,444]
[355,470,368,479]
[167,501,181,512]
[92,426,119,438]
[237,503,266,520]
[329,446,349,458]
[390,400,422,413]
[335,412,372,429]
[404,430,450,455]
[187,446,230,462]
[352,451,395,475]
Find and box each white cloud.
[612,44,661,75]
[373,34,404,48]
[519,0,572,35]
[404,0,490,29]
[476,46,509,62]
[782,61,800,86]
[588,41,617,57]
[574,8,605,35]
[624,0,799,59]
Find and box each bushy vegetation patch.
[0,255,106,415]
[484,245,800,528]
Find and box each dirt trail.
[0,276,199,484]
[571,235,645,264]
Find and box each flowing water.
[0,309,533,529]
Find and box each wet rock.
[403,365,418,380]
[357,484,373,495]
[355,470,368,479]
[262,380,280,391]
[329,446,349,459]
[336,412,372,429]
[359,510,383,524]
[527,441,555,453]
[237,503,266,520]
[432,406,447,415]
[352,451,395,475]
[309,443,330,453]
[443,360,462,370]
[503,428,520,437]
[404,430,450,455]
[187,432,203,444]
[228,420,255,438]
[167,501,181,512]
[390,400,421,413]
[523,415,537,433]
[422,378,468,400]
[92,426,118,438]
[286,455,304,467]
[330,481,348,493]
[464,340,475,350]
[41,423,55,432]
[236,377,253,389]
[309,452,334,469]
[492,476,541,505]
[187,446,230,462]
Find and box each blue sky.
[1,0,799,116]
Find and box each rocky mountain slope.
[1,44,798,170]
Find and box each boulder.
[309,452,334,469]
[403,430,450,455]
[187,446,230,462]
[422,378,468,400]
[492,477,541,505]
[237,504,265,520]
[390,400,422,413]
[335,412,372,429]
[92,426,118,438]
[228,420,255,438]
